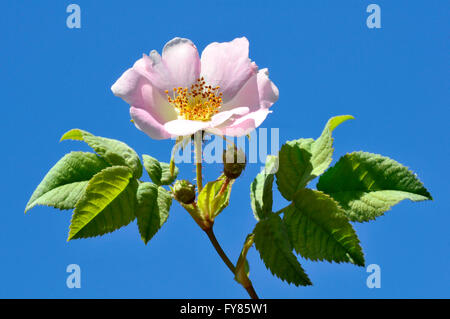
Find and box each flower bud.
[173,180,196,204]
[222,146,246,179]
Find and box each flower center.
[165,77,223,122]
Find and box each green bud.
[173,180,196,204]
[223,146,246,179]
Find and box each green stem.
[196,162,203,192]
[204,228,235,273]
[244,285,259,300]
[204,227,259,300]
[194,136,203,192]
[193,132,258,299]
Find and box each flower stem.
[196,162,203,192]
[193,132,258,299]
[244,284,259,300]
[194,135,203,192]
[204,228,235,273]
[204,227,259,299]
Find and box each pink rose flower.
[111,37,279,139]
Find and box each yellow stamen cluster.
[165,77,223,121]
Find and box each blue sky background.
[1,1,448,298]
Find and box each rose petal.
[143,50,176,92]
[164,119,212,137]
[257,68,279,109]
[162,38,201,88]
[211,107,250,126]
[139,38,201,93]
[111,66,177,123]
[220,73,260,112]
[208,108,271,137]
[200,37,258,102]
[111,68,147,107]
[130,107,172,140]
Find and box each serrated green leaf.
[310,115,354,177]
[142,154,178,186]
[142,155,162,183]
[250,155,278,221]
[160,162,179,185]
[253,214,312,286]
[68,166,137,240]
[60,129,84,141]
[276,115,353,201]
[136,182,172,244]
[197,177,233,221]
[25,152,109,212]
[276,138,314,200]
[28,182,89,211]
[317,151,432,222]
[283,189,365,266]
[61,129,142,178]
[327,115,354,132]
